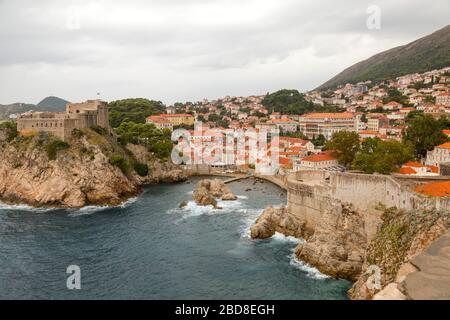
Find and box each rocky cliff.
[251,174,449,299]
[0,128,186,208]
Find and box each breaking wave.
[0,201,56,213]
[68,197,139,217]
[289,251,330,280]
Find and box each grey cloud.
[0,0,448,103]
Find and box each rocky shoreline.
[0,128,187,208]
[250,203,449,299]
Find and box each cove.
[0,177,351,299]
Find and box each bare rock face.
[0,134,138,208]
[295,204,367,281]
[192,179,237,208]
[250,205,306,239]
[126,143,187,184]
[0,131,187,208]
[372,283,407,300]
[349,208,448,300]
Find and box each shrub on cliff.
[133,161,149,177]
[115,121,173,160]
[90,125,108,136]
[0,121,18,142]
[109,154,129,174]
[45,140,70,160]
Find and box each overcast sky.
[0,0,448,105]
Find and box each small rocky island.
[192,179,237,209]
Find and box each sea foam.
[289,251,330,280]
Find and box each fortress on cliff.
[16,100,110,141]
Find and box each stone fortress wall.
[17,100,109,141]
[287,170,450,240]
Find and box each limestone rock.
[395,263,418,283]
[373,283,407,300]
[0,131,186,208]
[250,206,305,240]
[192,179,237,208]
[294,204,367,281]
[179,200,188,209]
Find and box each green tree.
[403,115,449,157]
[108,98,166,128]
[325,131,361,168]
[262,89,344,115]
[382,88,409,105]
[115,121,173,159]
[312,134,326,146]
[353,138,413,174]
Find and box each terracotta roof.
[385,101,402,106]
[359,130,379,135]
[303,112,354,119]
[442,130,450,135]
[436,142,450,149]
[279,156,291,165]
[403,161,425,168]
[399,167,417,175]
[301,153,337,162]
[148,114,193,118]
[415,181,450,197]
[428,166,439,173]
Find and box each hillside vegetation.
[108,98,166,128]
[317,25,450,90]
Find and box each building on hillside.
[425,142,450,167]
[293,153,340,171]
[398,161,439,176]
[16,100,110,141]
[436,92,450,106]
[383,101,403,110]
[267,118,298,133]
[366,114,388,132]
[146,114,194,127]
[279,136,315,153]
[358,130,380,139]
[146,116,174,131]
[298,112,357,140]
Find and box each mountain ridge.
[316,24,450,90]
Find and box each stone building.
[16,100,110,141]
[298,112,358,140]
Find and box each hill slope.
[36,96,70,112]
[317,24,450,90]
[0,96,69,120]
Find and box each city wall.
[287,170,450,240]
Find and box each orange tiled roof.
[303,112,354,119]
[359,130,379,135]
[442,130,450,135]
[385,101,402,106]
[415,181,450,197]
[399,167,417,175]
[403,161,425,168]
[301,153,337,162]
[436,142,450,149]
[428,166,439,173]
